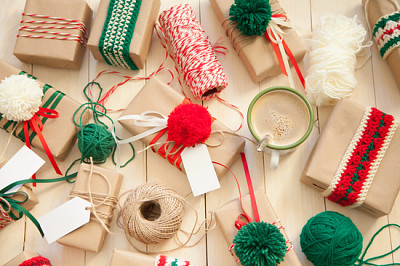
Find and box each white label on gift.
[38,197,91,244]
[0,146,45,193]
[181,143,220,197]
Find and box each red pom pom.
[19,256,52,266]
[167,103,212,147]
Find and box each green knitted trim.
[171,260,178,266]
[379,34,400,57]
[373,11,400,36]
[98,0,141,70]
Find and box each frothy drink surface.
[251,90,310,146]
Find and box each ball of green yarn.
[229,0,272,36]
[300,211,363,266]
[233,221,287,266]
[77,123,116,163]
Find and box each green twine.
[300,211,400,266]
[65,82,135,180]
[233,221,287,266]
[229,0,272,36]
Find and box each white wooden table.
[1,0,400,265]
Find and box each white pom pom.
[0,75,43,121]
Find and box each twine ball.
[120,182,184,244]
[300,211,363,266]
[77,123,116,163]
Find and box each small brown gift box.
[4,251,46,266]
[118,76,245,178]
[14,184,39,212]
[215,190,301,266]
[88,0,161,69]
[109,249,155,266]
[363,0,400,88]
[209,0,306,83]
[13,0,92,69]
[302,99,400,217]
[0,59,90,160]
[57,163,124,252]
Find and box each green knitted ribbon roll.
[0,71,64,144]
[98,0,142,70]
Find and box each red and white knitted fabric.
[154,255,192,266]
[158,4,228,100]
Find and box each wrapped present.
[110,249,193,266]
[88,0,161,70]
[13,0,92,69]
[0,59,90,163]
[302,99,400,217]
[4,251,51,266]
[118,76,245,178]
[57,163,123,252]
[363,0,400,88]
[209,0,306,83]
[215,190,301,266]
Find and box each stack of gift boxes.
[2,0,400,265]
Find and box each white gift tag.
[181,144,220,197]
[0,146,45,193]
[38,197,91,244]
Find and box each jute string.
[117,182,215,253]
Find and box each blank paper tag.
[0,146,45,193]
[38,197,91,244]
[181,144,220,197]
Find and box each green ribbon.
[0,173,77,237]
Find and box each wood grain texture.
[0,0,399,265]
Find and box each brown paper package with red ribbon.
[209,0,306,83]
[118,76,245,178]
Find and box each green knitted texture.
[372,12,400,36]
[300,211,363,266]
[98,0,142,70]
[233,221,287,266]
[378,35,400,58]
[229,0,272,36]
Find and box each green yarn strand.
[229,0,272,36]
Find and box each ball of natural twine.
[119,182,184,244]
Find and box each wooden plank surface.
[0,0,400,265]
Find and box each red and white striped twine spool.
[158,4,228,100]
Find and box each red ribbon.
[265,14,305,88]
[23,107,62,186]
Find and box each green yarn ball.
[300,211,363,266]
[229,0,272,36]
[77,123,116,164]
[233,221,287,266]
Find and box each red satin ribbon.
[23,107,62,186]
[265,14,305,88]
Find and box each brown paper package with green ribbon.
[88,0,161,69]
[215,190,301,266]
[57,163,123,253]
[0,59,90,160]
[3,251,46,266]
[118,76,245,178]
[13,0,92,69]
[362,0,400,88]
[209,0,306,83]
[302,99,400,217]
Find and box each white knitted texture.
[374,18,400,59]
[0,75,43,122]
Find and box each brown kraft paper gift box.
[88,0,161,69]
[302,99,400,217]
[215,190,301,266]
[13,0,92,69]
[110,249,155,266]
[0,59,90,160]
[363,0,400,88]
[57,163,124,252]
[209,0,306,83]
[4,251,43,266]
[118,76,245,178]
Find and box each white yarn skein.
[305,15,370,106]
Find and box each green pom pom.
[233,221,287,266]
[77,123,116,164]
[300,211,363,266]
[229,0,272,36]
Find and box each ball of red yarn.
[167,103,212,147]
